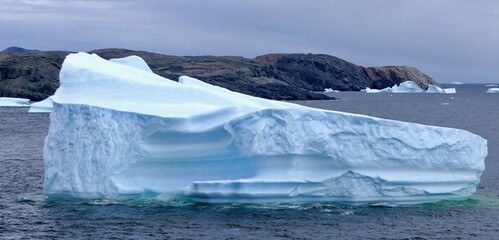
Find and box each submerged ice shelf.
[43,53,487,205]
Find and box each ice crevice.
[43,53,487,205]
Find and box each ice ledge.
[182,171,477,204]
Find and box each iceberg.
[43,53,487,205]
[486,88,499,93]
[364,82,455,94]
[324,88,339,93]
[364,81,424,93]
[0,97,30,107]
[29,97,54,113]
[443,88,456,94]
[426,85,456,94]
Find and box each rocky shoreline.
[0,47,440,101]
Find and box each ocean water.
[1,84,499,239]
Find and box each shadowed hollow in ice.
[43,53,487,205]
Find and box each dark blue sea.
[1,84,498,239]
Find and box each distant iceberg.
[363,81,424,93]
[449,82,464,85]
[426,85,456,94]
[486,88,499,93]
[363,81,456,94]
[0,97,30,107]
[443,88,456,94]
[43,53,487,205]
[324,88,339,93]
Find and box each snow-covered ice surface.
[109,55,152,72]
[0,97,30,107]
[29,97,53,113]
[486,88,499,93]
[28,56,150,114]
[44,53,487,205]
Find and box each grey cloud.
[0,0,498,83]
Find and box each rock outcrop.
[0,48,440,101]
[256,53,439,91]
[361,66,437,90]
[0,51,69,101]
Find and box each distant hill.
[0,48,440,101]
[1,46,40,53]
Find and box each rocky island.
[0,47,439,101]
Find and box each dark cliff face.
[0,51,69,101]
[0,48,439,101]
[256,53,371,91]
[361,66,438,90]
[256,53,440,91]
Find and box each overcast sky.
[1,0,498,83]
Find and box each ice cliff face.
[44,53,487,205]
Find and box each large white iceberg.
[0,97,30,107]
[43,53,487,205]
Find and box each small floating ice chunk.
[324,88,339,93]
[486,88,499,93]
[444,88,456,94]
[0,97,30,107]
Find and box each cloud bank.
[1,0,498,83]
